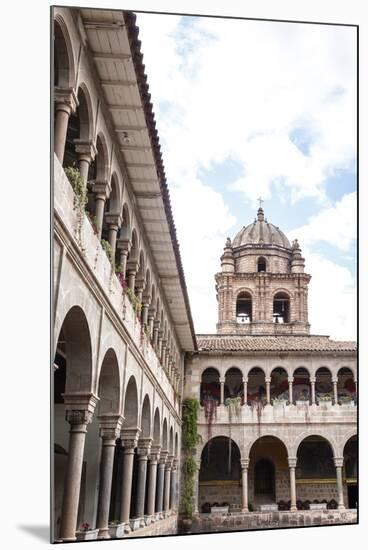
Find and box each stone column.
[54,88,78,163]
[116,239,131,279]
[135,440,152,520]
[161,340,167,367]
[265,377,271,405]
[193,459,201,514]
[148,313,155,341]
[240,459,249,512]
[127,269,137,292]
[135,282,144,304]
[334,457,345,510]
[332,378,338,405]
[157,331,163,358]
[146,446,160,518]
[59,394,98,541]
[163,456,173,514]
[310,376,316,405]
[106,214,122,261]
[141,302,149,327]
[153,322,159,350]
[119,430,140,529]
[170,459,178,511]
[96,415,124,539]
[288,457,297,511]
[288,377,294,404]
[91,180,110,240]
[220,377,225,405]
[242,377,248,405]
[156,451,167,516]
[75,140,97,182]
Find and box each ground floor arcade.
[195,434,357,514]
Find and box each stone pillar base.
[97,527,111,539]
[241,508,249,513]
[107,522,127,539]
[290,506,297,512]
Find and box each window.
[273,292,290,323]
[236,292,252,323]
[257,257,266,272]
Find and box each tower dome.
[232,207,291,249]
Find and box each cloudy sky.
[136,12,357,340]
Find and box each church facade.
[184,207,357,529]
[52,6,357,543]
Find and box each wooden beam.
[120,145,151,152]
[101,80,136,87]
[115,125,147,132]
[83,21,125,30]
[126,162,156,168]
[109,104,141,112]
[93,52,131,61]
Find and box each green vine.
[64,167,87,211]
[125,287,142,314]
[182,398,200,518]
[101,239,113,264]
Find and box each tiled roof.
[196,334,357,353]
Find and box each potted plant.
[76,522,99,541]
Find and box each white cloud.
[136,13,356,338]
[289,192,357,252]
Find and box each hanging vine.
[64,166,87,249]
[225,396,241,473]
[182,398,200,518]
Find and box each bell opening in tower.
[236,292,252,323]
[273,292,290,323]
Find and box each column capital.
[74,138,97,160]
[91,179,110,197]
[63,392,99,417]
[334,457,344,468]
[332,377,338,384]
[137,437,152,457]
[288,377,294,383]
[288,456,298,468]
[121,427,141,449]
[310,376,316,383]
[149,444,161,462]
[116,238,131,253]
[173,458,180,469]
[159,450,169,465]
[105,213,122,228]
[219,376,225,383]
[242,377,248,383]
[54,86,78,112]
[98,414,124,440]
[240,458,249,469]
[265,377,271,383]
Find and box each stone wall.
[185,509,357,534]
[125,515,177,538]
[199,483,242,512]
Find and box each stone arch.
[197,431,243,456]
[246,366,266,404]
[292,431,338,458]
[97,348,121,415]
[236,289,252,323]
[270,366,289,401]
[76,83,93,141]
[257,256,267,272]
[224,367,243,401]
[153,408,160,445]
[315,366,333,400]
[293,365,311,376]
[119,203,131,240]
[273,290,291,324]
[340,430,358,457]
[54,15,75,87]
[175,432,179,457]
[245,433,291,459]
[200,367,220,405]
[293,367,311,402]
[128,228,139,263]
[141,394,151,438]
[123,375,139,428]
[162,418,168,451]
[169,426,174,454]
[54,305,93,394]
[95,132,109,181]
[107,172,121,214]
[199,436,241,481]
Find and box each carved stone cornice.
[74,139,97,160]
[91,179,110,197]
[98,413,124,440]
[62,392,99,416]
[288,457,297,468]
[149,444,161,462]
[121,427,141,449]
[105,213,122,228]
[137,437,152,457]
[240,458,249,469]
[54,86,78,112]
[116,238,131,252]
[159,450,168,465]
[334,457,344,468]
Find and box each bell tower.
[215,207,311,335]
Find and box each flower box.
[211,506,229,514]
[76,528,99,541]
